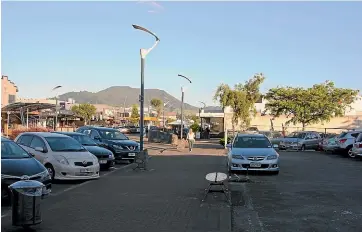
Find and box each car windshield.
[98,130,128,140]
[69,135,98,146]
[1,141,31,159]
[233,136,272,148]
[45,137,87,152]
[287,132,305,139]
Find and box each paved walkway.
[2,153,231,232]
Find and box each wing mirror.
[93,136,101,141]
[226,144,232,148]
[34,147,45,153]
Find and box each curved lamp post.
[132,24,160,151]
[52,85,62,130]
[177,74,192,140]
[199,101,206,131]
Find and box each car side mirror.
[34,147,45,153]
[93,136,101,141]
[226,144,231,148]
[125,136,129,140]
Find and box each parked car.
[226,133,279,174]
[118,126,131,134]
[318,133,338,151]
[14,132,100,181]
[53,132,115,169]
[335,130,362,157]
[1,137,52,201]
[351,133,362,158]
[278,131,322,151]
[76,126,140,163]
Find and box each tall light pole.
[178,74,192,140]
[132,24,160,151]
[162,100,170,130]
[199,101,206,131]
[52,85,62,130]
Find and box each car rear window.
[339,132,347,138]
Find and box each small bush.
[10,127,53,140]
[219,136,233,146]
[190,123,200,133]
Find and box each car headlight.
[232,154,244,159]
[267,155,278,160]
[39,170,51,180]
[54,155,69,165]
[109,153,114,159]
[112,144,123,149]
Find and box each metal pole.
[7,111,10,136]
[26,108,29,129]
[55,97,58,131]
[180,88,184,140]
[163,107,165,130]
[139,56,145,151]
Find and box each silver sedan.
[227,134,280,174]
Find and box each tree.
[214,73,265,131]
[71,103,97,125]
[130,104,140,124]
[264,81,359,130]
[150,98,163,118]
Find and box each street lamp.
[162,100,170,130]
[178,74,192,140]
[133,24,160,151]
[199,101,206,131]
[52,85,62,130]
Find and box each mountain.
[59,86,199,112]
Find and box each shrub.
[219,136,233,146]
[9,126,53,140]
[190,123,200,133]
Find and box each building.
[1,75,18,107]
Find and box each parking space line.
[51,164,132,197]
[240,183,265,232]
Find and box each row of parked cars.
[269,129,362,158]
[1,126,140,202]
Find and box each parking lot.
[1,147,362,232]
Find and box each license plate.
[99,160,107,164]
[128,153,136,156]
[80,169,90,173]
[250,162,261,168]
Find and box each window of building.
[8,94,16,104]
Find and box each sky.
[1,1,362,107]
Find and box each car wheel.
[301,145,306,151]
[45,164,55,181]
[348,148,356,158]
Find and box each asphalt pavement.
[2,144,362,232]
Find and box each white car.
[15,132,100,181]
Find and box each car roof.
[79,126,114,130]
[19,132,70,138]
[53,132,85,136]
[237,133,266,138]
[1,136,11,142]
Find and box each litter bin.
[9,180,45,228]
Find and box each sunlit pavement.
[230,151,362,232]
[2,148,362,232]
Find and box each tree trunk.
[302,122,305,131]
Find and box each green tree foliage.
[214,73,265,131]
[190,123,200,133]
[130,104,140,124]
[264,81,359,129]
[150,98,163,118]
[71,103,97,125]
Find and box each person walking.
[187,128,195,152]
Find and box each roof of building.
[1,102,55,112]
